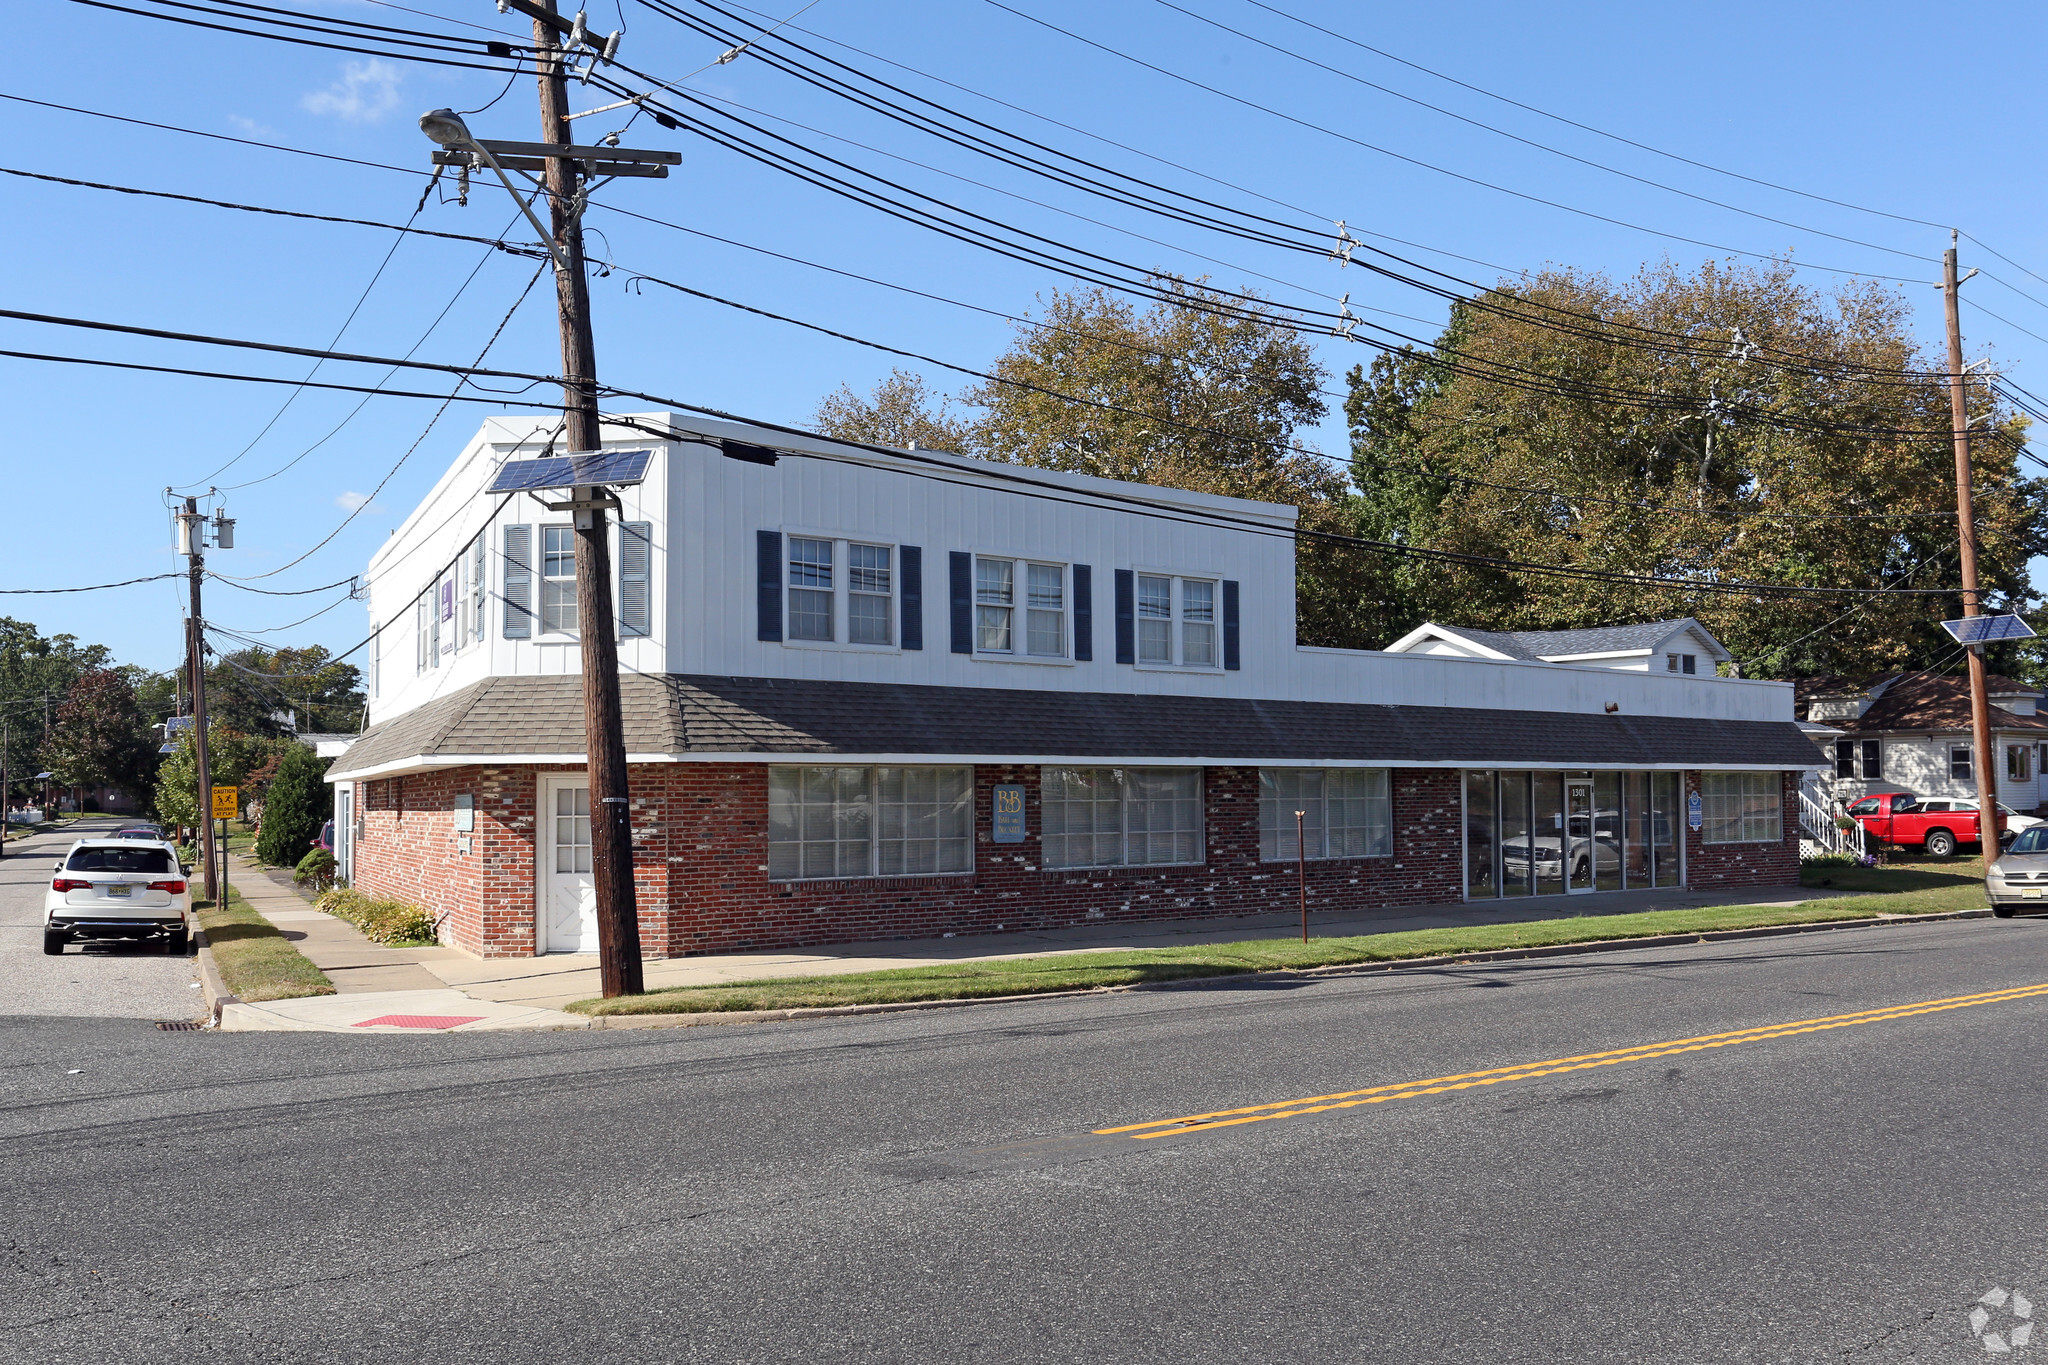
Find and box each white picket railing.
[1798,776,1862,858]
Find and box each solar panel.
[1941,614,2036,644]
[486,449,652,493]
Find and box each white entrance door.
[541,776,597,953]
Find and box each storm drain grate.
[155,1020,207,1031]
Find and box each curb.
[194,929,242,1025]
[579,907,2000,1030]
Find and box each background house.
[1384,619,1734,675]
[1796,673,2048,812]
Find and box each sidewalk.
[419,879,1815,1012]
[214,856,588,1032]
[215,855,1813,1026]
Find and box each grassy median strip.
[195,887,335,1002]
[569,859,1992,1017]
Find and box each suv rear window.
[67,847,174,874]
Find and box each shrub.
[317,887,439,945]
[294,848,338,892]
[255,745,332,869]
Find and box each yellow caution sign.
[211,786,239,820]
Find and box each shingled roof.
[1392,618,1730,663]
[1794,671,2048,735]
[327,673,1821,779]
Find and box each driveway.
[0,818,200,1019]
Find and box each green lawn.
[196,887,334,1003]
[569,860,1991,1017]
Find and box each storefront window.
[1465,769,1689,898]
[1594,771,1623,891]
[1465,771,1497,899]
[1499,771,1533,897]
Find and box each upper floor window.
[540,525,577,634]
[1666,652,1697,674]
[977,556,1066,658]
[786,537,895,646]
[788,537,834,641]
[1138,574,1217,667]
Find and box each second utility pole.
[1941,233,1997,873]
[531,0,643,995]
[183,497,218,901]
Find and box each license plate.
[104,883,132,898]
[2025,889,2043,899]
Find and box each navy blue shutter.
[1072,564,1093,661]
[949,552,973,654]
[1114,569,1135,664]
[1222,579,1241,671]
[756,531,782,642]
[900,546,923,650]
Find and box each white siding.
[359,411,1798,731]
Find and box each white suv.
[44,839,192,955]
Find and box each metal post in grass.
[1295,809,1308,943]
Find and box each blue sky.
[9,0,2047,675]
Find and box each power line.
[0,92,434,179]
[218,208,530,493]
[1153,0,1931,266]
[0,573,183,594]
[63,0,521,73]
[204,573,360,596]
[978,0,1930,285]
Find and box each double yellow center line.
[1097,982,2048,1139]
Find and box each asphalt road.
[5,915,2047,1363]
[0,818,198,1019]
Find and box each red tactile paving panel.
[351,1014,485,1030]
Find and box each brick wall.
[349,762,1801,957]
[352,762,1464,957]
[1682,769,1802,889]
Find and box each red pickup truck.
[1843,793,2005,857]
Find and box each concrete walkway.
[216,855,587,1032]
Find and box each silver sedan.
[1986,826,2048,917]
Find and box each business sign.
[1687,790,1703,832]
[211,785,239,819]
[992,784,1026,843]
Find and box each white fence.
[1797,776,1863,858]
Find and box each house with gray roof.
[1384,619,1733,675]
[322,413,1816,961]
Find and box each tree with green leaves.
[1343,258,2048,676]
[153,725,292,830]
[0,617,116,765]
[813,277,1367,643]
[38,668,157,803]
[813,368,977,452]
[255,744,332,868]
[205,646,364,738]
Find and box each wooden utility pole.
[1942,234,1998,874]
[183,496,218,901]
[532,0,643,995]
